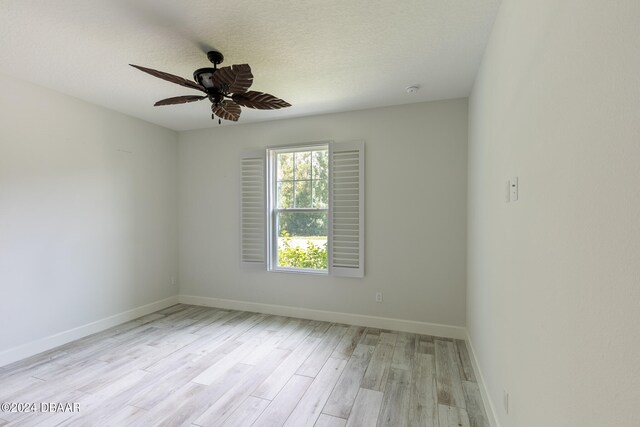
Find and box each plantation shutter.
[240,150,266,269]
[329,141,365,277]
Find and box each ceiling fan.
[130,50,291,123]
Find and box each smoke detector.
[406,85,420,94]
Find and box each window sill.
[269,267,328,276]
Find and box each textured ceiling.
[0,0,500,131]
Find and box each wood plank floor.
[0,304,490,426]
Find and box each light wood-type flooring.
[0,304,489,426]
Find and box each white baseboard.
[466,331,500,427]
[178,294,467,340]
[0,296,179,368]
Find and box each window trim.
[266,142,331,274]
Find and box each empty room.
[1,0,638,426]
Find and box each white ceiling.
[0,0,500,131]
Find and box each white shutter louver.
[329,141,364,277]
[240,150,266,268]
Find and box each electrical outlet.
[375,292,383,303]
[503,390,509,414]
[170,276,177,287]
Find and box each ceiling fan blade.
[212,64,253,94]
[130,64,205,92]
[232,91,291,110]
[212,100,241,121]
[154,95,207,106]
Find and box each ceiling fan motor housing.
[193,51,225,89]
[193,67,217,89]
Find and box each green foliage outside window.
[277,211,327,237]
[278,232,328,269]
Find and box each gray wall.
[467,1,640,425]
[179,99,469,326]
[0,74,179,354]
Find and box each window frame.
[266,142,331,275]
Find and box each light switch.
[509,177,518,202]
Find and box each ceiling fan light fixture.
[193,67,217,89]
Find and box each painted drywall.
[0,73,179,354]
[179,99,468,327]
[467,1,640,426]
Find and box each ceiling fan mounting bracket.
[207,50,224,66]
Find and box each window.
[240,141,364,278]
[269,145,329,273]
